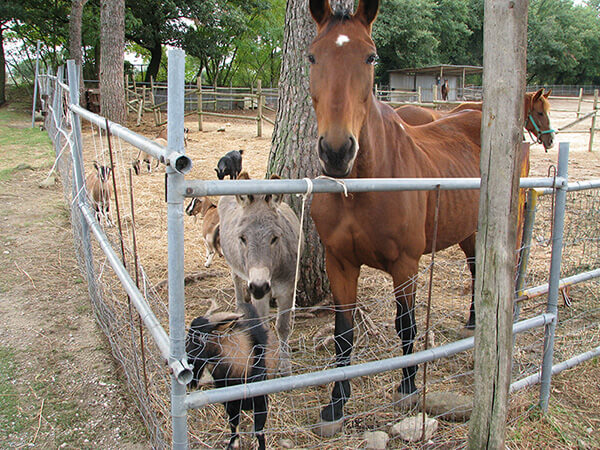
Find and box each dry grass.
[75,99,600,448]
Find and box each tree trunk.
[69,0,87,66]
[144,40,162,82]
[468,1,528,448]
[0,26,6,106]
[267,0,354,306]
[100,0,125,124]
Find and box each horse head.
[525,88,554,150]
[308,0,379,177]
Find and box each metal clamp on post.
[165,151,193,175]
[170,358,193,385]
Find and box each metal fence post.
[166,48,189,450]
[539,142,570,411]
[52,66,64,157]
[31,41,41,128]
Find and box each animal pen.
[36,50,600,448]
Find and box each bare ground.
[1,96,599,448]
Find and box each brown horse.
[441,79,449,101]
[308,0,487,429]
[395,88,555,150]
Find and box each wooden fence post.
[257,79,263,137]
[150,76,159,126]
[197,78,203,131]
[588,89,598,152]
[468,0,528,448]
[417,86,422,103]
[576,87,584,118]
[432,83,438,102]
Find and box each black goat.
[215,150,243,180]
[186,302,278,450]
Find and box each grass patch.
[0,107,54,175]
[0,347,27,437]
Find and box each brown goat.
[185,197,221,268]
[85,162,113,227]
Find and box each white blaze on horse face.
[336,34,350,47]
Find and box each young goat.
[134,127,189,174]
[215,150,244,180]
[185,197,221,268]
[186,302,279,450]
[85,162,113,227]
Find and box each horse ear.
[309,0,332,28]
[533,88,544,102]
[355,0,379,28]
[544,88,552,98]
[237,171,250,180]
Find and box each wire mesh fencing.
[38,62,600,449]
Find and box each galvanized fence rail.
[36,50,600,449]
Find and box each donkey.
[217,171,301,375]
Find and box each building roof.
[388,64,483,77]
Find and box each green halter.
[527,113,556,144]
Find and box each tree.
[125,0,183,82]
[69,0,88,67]
[180,0,271,86]
[100,0,125,123]
[267,0,354,306]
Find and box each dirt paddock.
[38,96,600,447]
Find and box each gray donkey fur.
[217,172,301,375]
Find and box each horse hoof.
[393,389,420,411]
[314,418,343,437]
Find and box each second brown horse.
[395,88,555,150]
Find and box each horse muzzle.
[317,135,357,178]
[541,132,555,151]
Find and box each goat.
[85,162,113,227]
[134,127,189,174]
[215,150,244,180]
[186,302,279,450]
[185,197,222,268]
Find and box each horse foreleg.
[320,252,359,425]
[459,234,477,329]
[391,259,420,398]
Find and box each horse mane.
[331,4,352,20]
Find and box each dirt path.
[0,107,148,448]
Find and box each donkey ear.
[309,0,332,28]
[356,0,379,28]
[544,88,552,98]
[236,194,254,206]
[265,174,283,205]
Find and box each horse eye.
[538,112,544,116]
[239,235,247,245]
[308,54,316,65]
[366,54,378,65]
[270,236,279,245]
